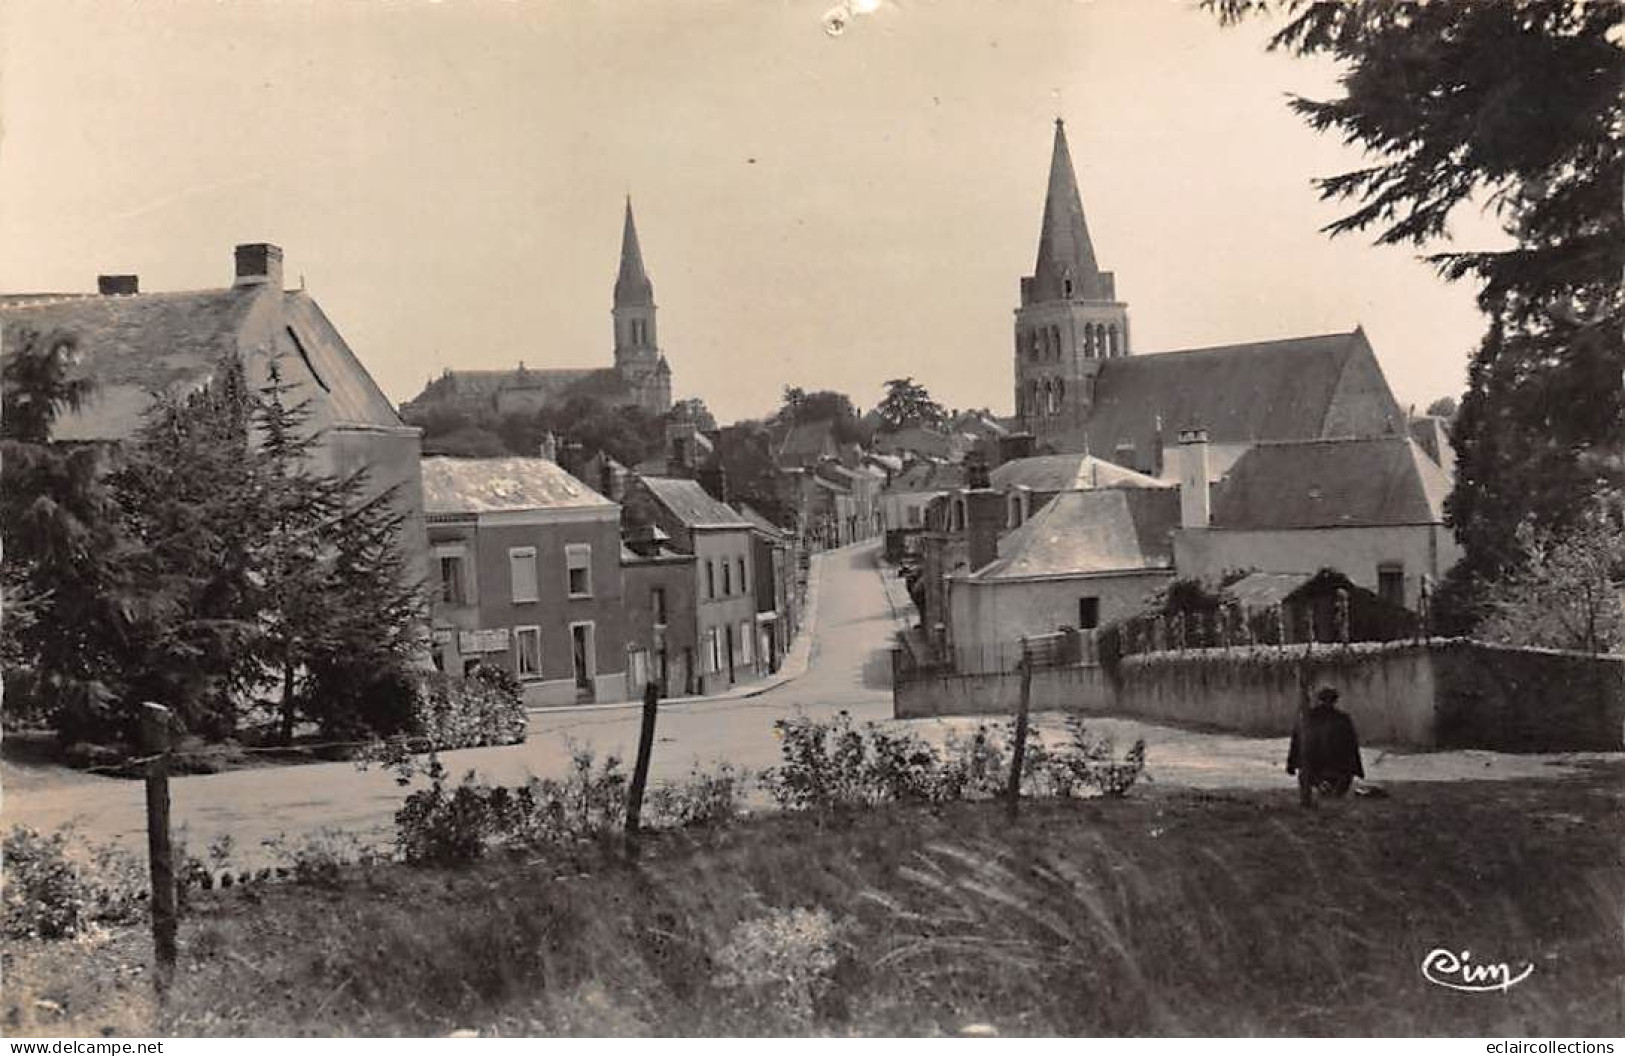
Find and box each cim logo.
[1421,948,1535,993]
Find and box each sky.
[0,0,1502,424]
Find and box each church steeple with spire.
[1013,119,1129,446]
[611,197,671,415]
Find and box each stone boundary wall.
[892,639,1624,752]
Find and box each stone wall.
[893,639,1624,752]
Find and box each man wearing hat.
[1286,685,1365,808]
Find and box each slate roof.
[1210,436,1451,530]
[1080,329,1405,462]
[421,457,614,515]
[735,502,789,538]
[886,459,966,494]
[638,475,751,529]
[972,487,1179,580]
[0,287,405,441]
[1222,572,1314,610]
[990,452,1165,493]
[872,425,960,461]
[776,419,838,462]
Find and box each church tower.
[612,198,672,416]
[1013,119,1129,448]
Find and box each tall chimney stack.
[234,243,284,289]
[1178,428,1210,529]
[97,275,139,296]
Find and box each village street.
[3,540,1609,868]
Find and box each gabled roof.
[735,502,788,538]
[638,475,751,529]
[421,457,613,515]
[990,452,1166,493]
[1222,572,1314,610]
[1,286,405,440]
[972,487,1179,581]
[1210,436,1451,530]
[887,459,966,494]
[1081,329,1405,463]
[776,419,839,462]
[872,424,960,460]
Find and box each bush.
[712,907,844,1030]
[415,666,528,750]
[648,762,750,829]
[763,714,1150,812]
[394,747,627,865]
[3,826,146,941]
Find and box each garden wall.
[893,639,1624,752]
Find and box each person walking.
[1286,685,1365,808]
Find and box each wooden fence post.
[624,681,661,850]
[140,703,177,993]
[1006,651,1033,820]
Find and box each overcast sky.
[0,0,1500,424]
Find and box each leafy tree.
[538,395,664,468]
[1424,396,1458,420]
[875,377,947,431]
[422,424,507,459]
[708,424,795,527]
[671,397,717,431]
[778,387,869,446]
[1476,510,1624,655]
[0,328,138,741]
[1208,1,1625,629]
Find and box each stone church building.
[1012,119,1408,484]
[403,198,673,420]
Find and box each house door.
[571,624,595,701]
[725,624,737,684]
[657,648,670,697]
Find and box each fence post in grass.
[140,702,178,993]
[1007,648,1033,820]
[624,680,661,851]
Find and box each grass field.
[6,763,1621,1037]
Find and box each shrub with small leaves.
[712,907,843,1030]
[3,826,146,940]
[648,762,750,829]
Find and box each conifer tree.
[0,328,137,741]
[110,353,264,737]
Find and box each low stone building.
[945,486,1180,673]
[622,525,699,697]
[422,457,632,706]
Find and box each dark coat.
[1287,705,1364,780]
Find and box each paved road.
[3,542,898,862]
[5,539,1611,866]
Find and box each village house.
[945,485,1180,673]
[1172,430,1463,609]
[0,241,427,574]
[421,456,633,706]
[621,523,699,697]
[878,458,965,535]
[620,475,761,693]
[737,502,800,673]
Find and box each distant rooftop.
[421,457,613,515]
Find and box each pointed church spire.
[614,196,654,308]
[1027,119,1111,304]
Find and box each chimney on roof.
[1178,428,1210,529]
[234,243,284,289]
[97,275,139,296]
[538,431,559,462]
[698,464,730,506]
